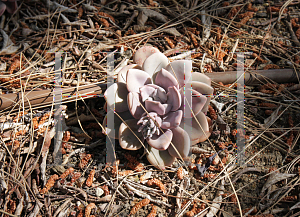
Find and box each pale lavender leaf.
[191,72,211,86]
[166,86,181,111]
[102,110,133,139]
[189,81,214,113]
[119,119,144,150]
[128,92,144,119]
[133,46,160,66]
[161,110,183,129]
[117,64,142,84]
[179,89,207,117]
[147,146,176,170]
[126,69,152,93]
[153,87,167,103]
[142,52,169,79]
[104,83,128,113]
[179,111,210,144]
[139,85,156,102]
[155,68,179,91]
[145,100,166,116]
[165,60,192,87]
[147,129,172,150]
[0,2,6,16]
[168,127,190,158]
[5,1,17,14]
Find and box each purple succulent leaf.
[188,81,214,113]
[179,111,210,144]
[191,72,212,86]
[137,112,162,127]
[119,119,144,150]
[153,87,167,103]
[104,83,129,113]
[168,127,190,159]
[146,129,173,150]
[4,0,17,14]
[133,46,160,66]
[103,110,133,139]
[191,92,207,116]
[166,86,181,111]
[145,100,166,116]
[155,68,179,91]
[179,89,207,118]
[162,103,172,115]
[161,110,183,129]
[126,69,152,93]
[0,2,6,16]
[139,85,156,102]
[117,64,142,84]
[147,146,176,170]
[152,112,162,127]
[165,60,192,88]
[128,92,144,119]
[142,52,169,80]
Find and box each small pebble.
[96,187,104,197]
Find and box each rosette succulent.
[103,46,214,169]
[0,0,17,16]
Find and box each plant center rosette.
[103,46,214,169]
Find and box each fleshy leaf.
[133,46,160,66]
[0,2,6,16]
[5,1,17,14]
[166,86,181,111]
[139,85,156,102]
[168,127,190,159]
[119,119,144,150]
[165,60,192,87]
[153,87,167,103]
[142,52,169,80]
[104,83,128,113]
[102,110,133,139]
[189,81,214,113]
[146,129,172,150]
[179,88,207,118]
[180,111,210,144]
[145,100,166,116]
[161,110,183,129]
[146,145,176,170]
[191,72,211,86]
[126,69,152,93]
[117,64,142,84]
[155,68,179,91]
[128,92,144,119]
[142,84,167,103]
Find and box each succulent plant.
[103,46,214,169]
[0,0,17,16]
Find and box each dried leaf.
[137,11,148,26]
[0,29,20,55]
[263,105,282,128]
[260,173,296,196]
[162,28,181,37]
[207,179,224,217]
[141,8,167,23]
